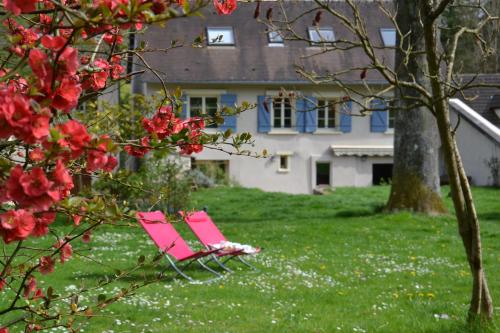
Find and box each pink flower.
[213,0,237,15]
[53,240,72,263]
[32,211,56,237]
[52,76,82,113]
[39,256,55,275]
[3,0,37,15]
[19,167,52,197]
[0,278,6,291]
[82,231,91,243]
[29,49,53,89]
[29,148,45,162]
[0,209,36,243]
[59,46,80,76]
[23,276,36,299]
[57,120,91,157]
[41,35,67,51]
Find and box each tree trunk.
[421,5,493,321]
[386,0,447,214]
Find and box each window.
[207,27,235,46]
[380,28,396,47]
[272,97,293,129]
[388,108,395,129]
[317,99,339,129]
[189,96,218,128]
[308,27,335,45]
[268,31,284,46]
[316,162,331,186]
[277,153,292,172]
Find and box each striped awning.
[330,145,394,157]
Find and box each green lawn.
[1,186,499,332]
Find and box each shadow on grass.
[334,204,384,218]
[74,264,228,283]
[478,212,500,222]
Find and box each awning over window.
[330,145,394,157]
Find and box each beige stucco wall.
[146,83,394,194]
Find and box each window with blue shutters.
[370,98,388,132]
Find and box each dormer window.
[308,27,335,46]
[380,28,396,47]
[268,31,284,46]
[207,27,235,46]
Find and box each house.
[446,74,500,186]
[134,2,398,194]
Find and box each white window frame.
[316,99,340,130]
[207,27,235,46]
[276,151,293,173]
[308,27,335,46]
[271,97,295,130]
[268,31,284,47]
[380,28,396,47]
[188,96,219,128]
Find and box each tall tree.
[386,0,446,214]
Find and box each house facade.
[136,2,398,194]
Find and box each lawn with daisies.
[2,186,499,332]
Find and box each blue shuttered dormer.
[257,95,271,133]
[370,98,388,132]
[339,100,352,133]
[220,93,237,132]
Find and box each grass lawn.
[1,186,499,332]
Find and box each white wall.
[146,83,394,193]
[450,108,500,186]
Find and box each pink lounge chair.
[181,210,261,271]
[137,211,223,282]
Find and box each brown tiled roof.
[138,1,394,85]
[457,74,500,128]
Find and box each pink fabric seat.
[181,210,261,269]
[137,211,219,261]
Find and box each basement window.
[207,27,235,46]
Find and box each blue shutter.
[370,98,388,132]
[296,98,306,133]
[304,96,317,133]
[339,100,352,133]
[220,93,237,132]
[180,94,188,119]
[257,95,271,133]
